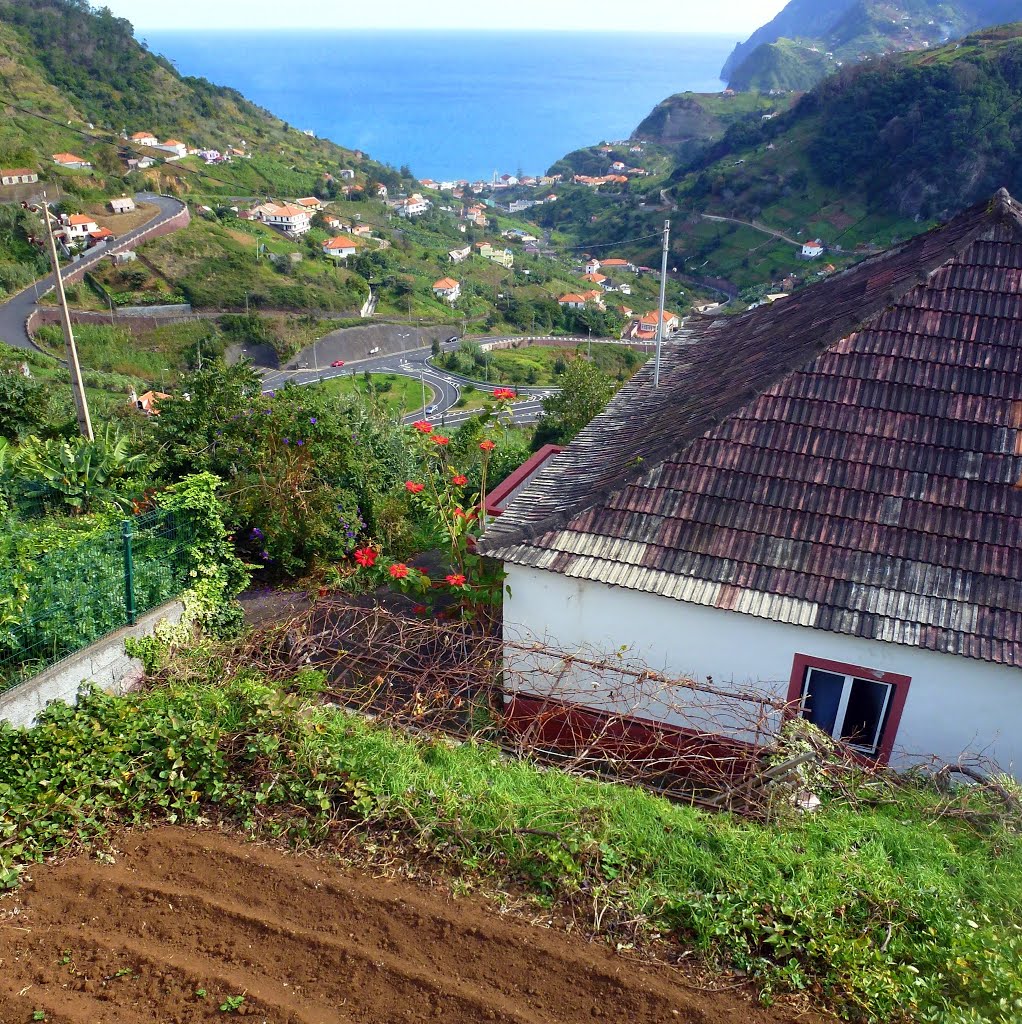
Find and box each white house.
[62,213,99,238]
[52,153,92,170]
[339,168,356,180]
[108,197,136,214]
[801,239,825,259]
[480,189,1022,776]
[448,245,471,264]
[153,139,188,158]
[296,196,323,212]
[397,194,430,217]
[585,258,602,275]
[557,293,587,310]
[262,203,312,236]
[0,168,38,185]
[322,235,360,259]
[432,277,461,302]
[130,132,159,147]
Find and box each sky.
[98,0,789,34]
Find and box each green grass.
[1,675,1019,1024]
[443,343,647,388]
[312,372,434,416]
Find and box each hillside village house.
[321,235,360,259]
[448,245,472,263]
[52,153,91,170]
[475,241,514,268]
[108,197,135,214]
[432,277,461,303]
[61,213,99,239]
[801,239,825,259]
[397,194,430,217]
[631,309,680,341]
[351,224,373,238]
[296,197,323,212]
[261,203,312,237]
[585,258,601,274]
[479,190,1022,775]
[154,139,188,158]
[130,131,158,147]
[0,169,38,185]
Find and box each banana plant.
[15,426,147,514]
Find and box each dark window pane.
[803,669,845,736]
[841,678,892,752]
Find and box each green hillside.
[535,23,1022,300]
[723,0,1022,92]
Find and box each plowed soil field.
[0,827,825,1024]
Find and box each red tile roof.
[433,277,459,290]
[480,189,1022,666]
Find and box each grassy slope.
[1,675,1019,1024]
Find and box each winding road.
[0,193,187,352]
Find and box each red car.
[330,359,345,367]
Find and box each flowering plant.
[352,394,515,618]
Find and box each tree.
[0,373,51,441]
[532,360,615,449]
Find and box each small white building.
[130,132,159,147]
[557,293,587,310]
[432,277,461,302]
[801,239,825,259]
[448,245,472,264]
[52,153,92,170]
[322,235,360,259]
[62,213,100,238]
[339,168,356,180]
[0,168,38,185]
[154,140,188,159]
[480,189,1022,776]
[108,197,136,214]
[296,197,323,212]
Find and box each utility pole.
[43,201,93,439]
[420,368,427,418]
[653,219,670,389]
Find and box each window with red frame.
[787,654,911,760]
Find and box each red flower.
[411,603,428,615]
[451,474,468,486]
[492,387,515,401]
[405,481,425,493]
[431,435,450,446]
[479,439,496,451]
[353,547,377,568]
[445,573,467,587]
[412,420,433,434]
[389,562,410,579]
[453,507,466,519]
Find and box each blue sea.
[143,30,734,181]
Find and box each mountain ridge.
[724,0,1022,91]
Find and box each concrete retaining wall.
[0,600,185,729]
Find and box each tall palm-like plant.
[15,426,147,514]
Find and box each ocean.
[143,30,735,181]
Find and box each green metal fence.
[0,509,195,695]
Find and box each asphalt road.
[0,193,186,352]
[260,337,559,424]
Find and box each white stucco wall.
[504,565,1022,774]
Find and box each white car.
[426,404,439,414]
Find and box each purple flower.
[296,439,304,446]
[309,417,317,424]
[250,527,263,539]
[260,550,270,561]
[267,390,276,397]
[283,437,290,444]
